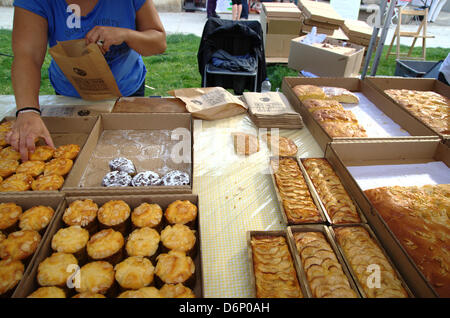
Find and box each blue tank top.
[13,0,147,97]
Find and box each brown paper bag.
[168,87,247,120]
[49,39,122,101]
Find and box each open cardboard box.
[1,193,65,297]
[281,77,440,152]
[1,117,98,195]
[288,36,364,77]
[63,113,193,196]
[13,194,204,298]
[112,97,188,114]
[326,139,450,297]
[365,77,450,146]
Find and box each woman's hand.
[6,112,54,162]
[85,26,130,54]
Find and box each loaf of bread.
[293,231,357,298]
[303,158,361,224]
[251,235,303,298]
[270,158,322,224]
[334,226,408,298]
[364,184,450,297]
[384,89,449,134]
[292,85,328,101]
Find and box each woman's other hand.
[85,26,130,54]
[6,112,54,162]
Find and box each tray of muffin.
[0,117,97,194]
[280,77,440,152]
[0,194,65,298]
[12,194,203,298]
[63,113,194,196]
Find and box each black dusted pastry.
[132,171,162,187]
[108,157,136,176]
[161,170,190,186]
[102,171,132,187]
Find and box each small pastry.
[0,121,13,133]
[37,252,78,287]
[0,159,19,178]
[159,283,195,298]
[97,200,130,234]
[164,200,198,228]
[27,286,66,298]
[131,203,162,229]
[0,232,5,244]
[62,199,98,233]
[75,261,115,295]
[126,227,160,259]
[43,158,73,176]
[31,174,65,191]
[0,259,24,297]
[0,173,33,192]
[102,171,132,187]
[72,292,106,298]
[51,226,89,262]
[109,157,136,176]
[132,171,162,187]
[86,229,124,265]
[160,224,196,255]
[293,85,327,101]
[155,250,195,286]
[263,134,298,157]
[0,147,21,161]
[53,144,80,160]
[19,205,55,233]
[0,230,41,261]
[114,256,155,290]
[117,287,161,298]
[16,160,45,177]
[161,170,190,186]
[29,146,54,161]
[0,203,22,233]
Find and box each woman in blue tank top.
[8,0,166,161]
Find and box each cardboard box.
[288,36,365,77]
[1,117,98,195]
[13,194,204,298]
[365,77,450,145]
[1,193,65,297]
[326,139,450,297]
[63,113,193,195]
[298,0,344,26]
[281,77,440,152]
[113,97,188,114]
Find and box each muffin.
[53,144,80,160]
[97,200,131,235]
[160,283,195,298]
[75,261,115,295]
[72,292,106,298]
[114,256,155,290]
[0,259,24,297]
[29,145,54,161]
[51,226,89,262]
[0,202,22,233]
[0,173,33,192]
[164,200,198,228]
[16,160,45,177]
[131,203,163,230]
[0,159,19,178]
[126,227,160,260]
[117,286,161,298]
[63,199,98,234]
[27,286,66,298]
[160,224,196,256]
[0,230,41,261]
[19,206,55,233]
[37,252,78,287]
[87,229,124,265]
[31,174,65,191]
[155,250,195,287]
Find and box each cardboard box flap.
[263,6,302,19]
[299,0,344,25]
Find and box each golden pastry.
[43,158,73,176]
[334,226,408,298]
[293,85,327,101]
[263,134,298,157]
[97,200,130,228]
[37,252,78,287]
[155,250,195,285]
[126,227,160,258]
[75,261,115,295]
[117,287,161,298]
[270,157,321,224]
[0,132,7,148]
[303,158,361,224]
[232,132,259,156]
[321,86,359,104]
[86,229,124,263]
[0,203,22,232]
[72,292,106,298]
[0,146,21,161]
[0,259,24,296]
[27,286,66,298]
[293,232,357,298]
[0,230,41,261]
[62,199,98,228]
[131,203,163,229]
[364,184,450,297]
[114,256,155,290]
[31,174,65,191]
[29,145,54,161]
[160,224,196,254]
[0,173,33,192]
[251,235,303,298]
[0,121,13,133]
[53,144,80,160]
[19,205,55,232]
[16,160,45,177]
[160,283,195,298]
[164,200,198,227]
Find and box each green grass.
[0,29,448,96]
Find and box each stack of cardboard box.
[342,19,379,49]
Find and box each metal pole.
[370,0,397,76]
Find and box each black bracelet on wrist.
[16,107,41,117]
